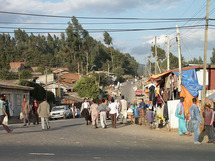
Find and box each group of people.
[21,98,51,130]
[0,96,51,134]
[80,96,128,129]
[176,97,215,144]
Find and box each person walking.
[109,98,117,128]
[175,97,190,136]
[203,103,215,144]
[115,99,120,119]
[89,99,99,128]
[120,95,128,124]
[0,95,13,133]
[38,98,50,130]
[189,98,202,144]
[81,98,91,125]
[98,99,109,129]
[32,99,39,124]
[140,99,145,108]
[21,98,30,126]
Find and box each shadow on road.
[8,123,85,134]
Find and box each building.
[9,62,25,73]
[0,81,33,116]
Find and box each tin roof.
[0,81,33,90]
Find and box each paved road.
[0,118,214,161]
[120,81,135,103]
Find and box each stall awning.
[146,71,172,83]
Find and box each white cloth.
[83,102,89,109]
[100,111,107,128]
[167,100,180,128]
[108,102,117,114]
[41,117,50,129]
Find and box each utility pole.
[45,67,48,99]
[58,71,61,102]
[167,35,170,71]
[86,51,89,75]
[149,54,152,76]
[145,57,147,78]
[108,63,109,76]
[202,0,210,109]
[155,36,158,75]
[78,62,80,78]
[176,25,182,92]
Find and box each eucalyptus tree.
[103,31,114,71]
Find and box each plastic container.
[133,109,139,116]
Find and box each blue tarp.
[174,69,203,97]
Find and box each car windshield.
[52,107,65,111]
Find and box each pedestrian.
[120,95,128,124]
[0,95,13,133]
[72,103,76,119]
[5,100,10,118]
[32,99,39,124]
[89,99,99,128]
[38,98,51,130]
[140,99,145,108]
[189,98,202,144]
[203,103,215,144]
[146,105,154,128]
[98,99,109,129]
[175,97,190,136]
[109,97,117,128]
[21,97,30,126]
[115,99,120,119]
[80,98,91,125]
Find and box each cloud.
[0,0,186,21]
[165,6,177,10]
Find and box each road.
[0,118,214,161]
[120,81,135,103]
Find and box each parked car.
[50,105,71,119]
[135,89,142,96]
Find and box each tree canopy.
[0,17,138,77]
[73,76,99,99]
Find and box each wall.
[0,88,30,116]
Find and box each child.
[146,105,154,128]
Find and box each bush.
[20,70,32,79]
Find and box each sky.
[0,0,214,64]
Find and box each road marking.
[29,153,55,156]
[93,157,101,160]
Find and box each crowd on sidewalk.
[80,95,128,129]
[1,92,214,146]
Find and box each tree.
[0,69,18,80]
[19,81,46,101]
[74,76,99,99]
[103,31,114,71]
[20,70,32,79]
[210,48,215,64]
[188,56,203,64]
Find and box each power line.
[0,24,210,32]
[0,10,206,21]
[0,20,205,25]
